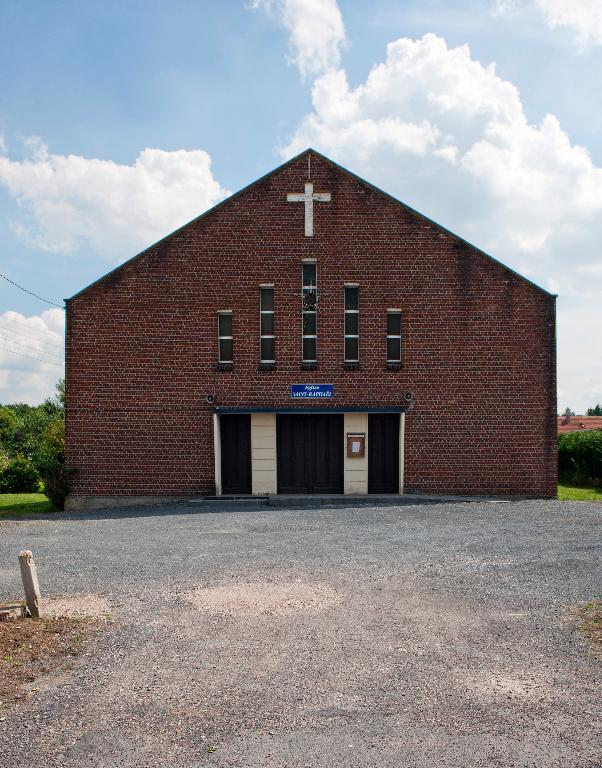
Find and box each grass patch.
[4,488,600,514]
[0,615,97,714]
[558,484,602,502]
[0,493,56,518]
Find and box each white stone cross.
[287,182,331,237]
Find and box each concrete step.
[188,493,511,508]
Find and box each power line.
[0,344,63,368]
[0,333,63,364]
[0,320,64,352]
[0,272,64,309]
[0,335,63,365]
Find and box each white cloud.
[282,31,602,411]
[250,0,346,76]
[536,0,602,46]
[0,141,229,261]
[495,0,602,48]
[0,309,64,405]
[557,301,602,412]
[492,0,520,14]
[283,33,602,293]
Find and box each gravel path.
[0,499,601,767]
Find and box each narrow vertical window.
[386,310,402,363]
[344,285,359,362]
[260,286,275,363]
[302,262,317,363]
[218,311,233,363]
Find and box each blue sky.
[1,0,601,410]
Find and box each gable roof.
[66,147,555,302]
[558,415,602,433]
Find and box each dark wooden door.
[277,415,311,493]
[310,415,343,493]
[277,415,343,494]
[220,414,251,494]
[368,414,400,493]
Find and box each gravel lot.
[0,499,601,768]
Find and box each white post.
[18,550,41,618]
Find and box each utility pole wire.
[0,272,64,309]
[0,333,63,364]
[0,343,63,368]
[0,321,64,352]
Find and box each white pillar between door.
[344,412,369,494]
[251,413,277,494]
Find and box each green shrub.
[0,453,41,493]
[42,463,75,510]
[37,417,72,510]
[558,430,602,485]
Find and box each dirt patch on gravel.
[44,593,112,619]
[462,671,556,702]
[0,615,99,715]
[569,600,602,655]
[184,580,341,616]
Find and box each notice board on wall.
[346,433,365,458]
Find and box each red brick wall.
[65,151,557,498]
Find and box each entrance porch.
[214,407,406,497]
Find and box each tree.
[0,406,19,451]
[0,379,70,507]
[0,379,65,469]
[586,404,602,416]
[43,378,65,414]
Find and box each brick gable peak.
[66,147,555,303]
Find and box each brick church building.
[64,149,557,509]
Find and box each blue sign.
[291,384,334,399]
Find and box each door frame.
[213,409,405,496]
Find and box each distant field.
[0,494,55,518]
